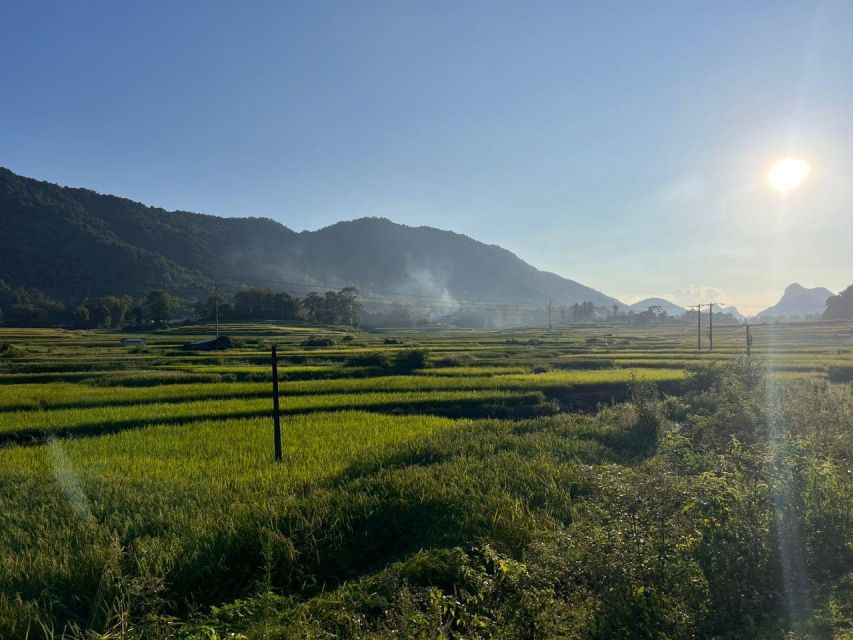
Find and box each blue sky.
[3,1,852,313]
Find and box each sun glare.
[767,157,811,193]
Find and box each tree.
[194,292,224,321]
[81,298,112,328]
[302,292,324,323]
[338,287,363,327]
[103,295,133,327]
[570,301,596,323]
[143,290,176,326]
[73,305,91,327]
[128,305,146,328]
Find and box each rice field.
[1,320,852,638]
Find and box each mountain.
[628,298,686,316]
[823,285,853,320]
[716,305,744,321]
[0,167,620,310]
[755,283,834,320]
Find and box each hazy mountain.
[755,283,834,320]
[716,305,745,321]
[823,285,853,320]
[0,167,620,309]
[628,298,686,316]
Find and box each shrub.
[394,349,429,373]
[828,365,853,383]
[346,352,392,368]
[433,355,466,367]
[0,342,23,358]
[301,336,336,347]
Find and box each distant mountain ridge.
[755,283,834,320]
[716,305,744,321]
[0,167,620,309]
[627,298,686,316]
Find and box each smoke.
[402,263,460,321]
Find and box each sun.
[767,157,811,193]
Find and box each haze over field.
[2,1,852,314]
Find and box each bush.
[301,336,336,347]
[394,349,429,373]
[0,342,23,358]
[346,352,392,368]
[383,337,404,345]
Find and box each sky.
[2,1,852,315]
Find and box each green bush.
[346,352,392,368]
[301,336,336,347]
[394,349,429,373]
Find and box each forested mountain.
[755,283,834,320]
[0,167,619,313]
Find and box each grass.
[0,411,468,631]
[1,321,852,638]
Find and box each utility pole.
[690,304,702,351]
[708,302,713,351]
[271,344,282,462]
[746,323,752,359]
[214,282,220,338]
[548,298,552,330]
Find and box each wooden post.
[696,304,701,352]
[272,344,282,462]
[746,323,752,359]
[708,302,713,351]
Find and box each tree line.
[193,287,362,326]
[4,278,853,328]
[0,281,365,329]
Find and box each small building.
[121,338,146,347]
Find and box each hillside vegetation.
[0,168,617,310]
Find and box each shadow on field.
[0,393,559,446]
[0,379,684,414]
